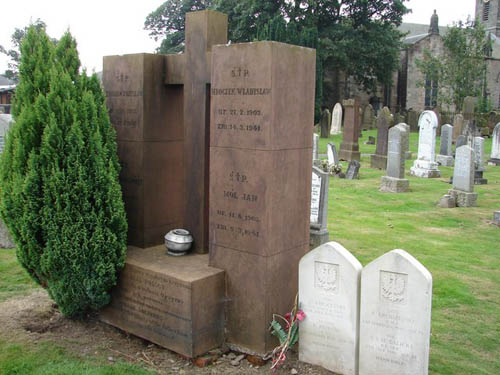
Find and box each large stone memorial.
[359,250,433,375]
[209,41,315,354]
[410,111,441,178]
[436,124,454,166]
[446,145,477,207]
[299,242,362,375]
[310,166,330,249]
[339,99,361,162]
[381,125,409,193]
[330,102,342,135]
[487,123,500,165]
[370,107,391,170]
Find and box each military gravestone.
[339,99,361,162]
[488,123,500,165]
[410,111,440,178]
[359,250,433,375]
[299,242,362,375]
[381,125,409,193]
[209,41,315,354]
[436,124,454,166]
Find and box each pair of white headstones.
[299,242,432,375]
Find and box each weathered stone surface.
[463,96,477,121]
[452,114,464,144]
[100,246,225,358]
[362,104,375,130]
[299,242,362,375]
[387,125,406,179]
[488,123,500,165]
[339,99,361,162]
[346,160,360,180]
[397,123,411,160]
[439,124,453,156]
[0,219,15,248]
[0,114,12,153]
[453,146,475,193]
[313,133,319,162]
[410,111,441,178]
[209,41,314,355]
[330,103,342,135]
[103,54,184,248]
[320,108,331,138]
[448,189,478,207]
[327,143,339,166]
[370,107,391,170]
[380,176,409,193]
[309,229,329,250]
[493,211,500,226]
[473,137,485,172]
[311,166,329,232]
[359,250,433,375]
[438,194,456,208]
[407,110,419,132]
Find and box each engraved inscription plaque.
[310,173,321,224]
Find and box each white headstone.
[327,143,338,166]
[299,242,362,375]
[330,103,342,135]
[387,125,405,179]
[310,171,321,224]
[490,123,500,161]
[313,133,319,162]
[359,250,433,375]
[410,111,440,178]
[453,145,475,192]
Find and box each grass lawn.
[0,129,498,374]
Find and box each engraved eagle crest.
[380,271,407,303]
[314,262,339,293]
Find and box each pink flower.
[296,310,306,321]
[284,312,291,322]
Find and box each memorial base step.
[100,246,225,358]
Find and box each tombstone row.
[299,242,432,375]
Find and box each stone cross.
[488,123,500,165]
[437,124,454,166]
[410,110,440,178]
[359,250,433,375]
[299,242,362,375]
[339,98,361,161]
[330,102,342,135]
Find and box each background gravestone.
[381,125,409,193]
[313,133,319,164]
[346,160,360,180]
[447,145,477,207]
[0,114,15,248]
[410,111,441,178]
[327,142,339,167]
[209,41,315,354]
[339,99,361,162]
[310,167,330,249]
[473,136,487,184]
[407,109,419,132]
[359,250,433,375]
[436,124,454,166]
[399,123,412,159]
[487,123,500,165]
[370,107,391,170]
[330,102,342,135]
[320,108,331,138]
[452,114,464,144]
[299,242,362,375]
[362,104,374,130]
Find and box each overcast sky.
[1,0,476,75]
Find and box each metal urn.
[164,229,193,256]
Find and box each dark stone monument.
[310,166,330,249]
[362,104,374,130]
[346,160,360,180]
[381,124,409,193]
[209,41,315,354]
[407,109,419,132]
[370,107,391,170]
[338,98,361,162]
[320,108,331,138]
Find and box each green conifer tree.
[0,28,127,317]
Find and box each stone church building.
[331,0,500,114]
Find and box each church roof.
[399,23,449,45]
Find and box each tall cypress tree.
[0,28,127,316]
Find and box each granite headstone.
[370,107,391,170]
[436,124,454,166]
[381,124,409,193]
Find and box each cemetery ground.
[0,131,498,375]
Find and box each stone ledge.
[436,154,454,167]
[448,189,478,207]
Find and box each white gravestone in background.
[299,242,362,375]
[436,124,454,166]
[359,249,433,375]
[313,133,319,163]
[310,172,321,224]
[330,103,342,135]
[488,123,500,165]
[473,136,485,171]
[453,145,475,193]
[410,111,441,178]
[327,142,338,166]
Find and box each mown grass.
[320,129,500,375]
[0,340,152,375]
[0,129,498,374]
